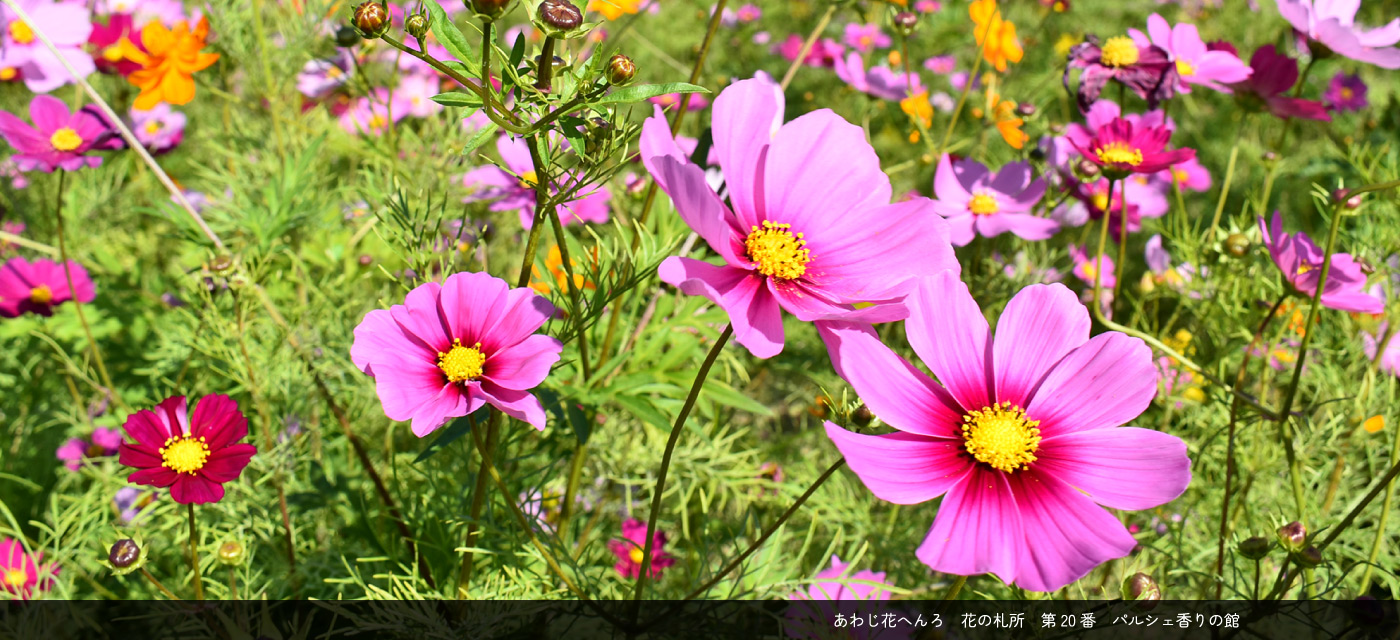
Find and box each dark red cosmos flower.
[1229,45,1331,122]
[1065,34,1176,111]
[87,14,143,76]
[118,395,256,504]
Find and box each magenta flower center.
[49,128,83,152]
[438,339,487,383]
[1094,142,1143,167]
[159,435,211,475]
[7,20,34,45]
[968,193,1000,216]
[745,220,810,281]
[4,568,26,587]
[28,285,52,305]
[1100,36,1140,68]
[961,402,1041,473]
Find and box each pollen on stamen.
[961,401,1042,473]
[745,220,811,281]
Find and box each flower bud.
[1277,521,1307,552]
[1261,150,1278,163]
[352,2,392,39]
[1294,545,1322,568]
[891,11,918,37]
[334,25,362,47]
[405,13,430,40]
[1076,158,1101,178]
[1122,572,1161,606]
[217,540,245,566]
[1016,102,1036,117]
[1238,536,1272,560]
[538,0,582,32]
[852,405,874,427]
[470,0,514,21]
[1224,233,1250,257]
[1028,147,1046,162]
[106,538,145,576]
[607,54,637,85]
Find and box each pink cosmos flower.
[1324,71,1368,111]
[297,51,354,99]
[931,154,1055,246]
[56,426,122,470]
[118,395,257,505]
[0,256,95,317]
[833,52,922,101]
[351,271,563,435]
[1069,244,1116,289]
[1276,0,1400,69]
[640,75,958,358]
[0,221,24,254]
[396,72,443,118]
[1363,323,1399,377]
[608,518,675,579]
[129,103,185,153]
[1069,116,1195,176]
[1155,155,1211,192]
[1129,14,1251,93]
[774,34,843,67]
[0,95,110,172]
[843,23,890,53]
[649,93,710,111]
[461,136,611,229]
[0,537,57,599]
[1230,45,1330,121]
[1065,34,1176,110]
[923,54,956,74]
[793,555,891,600]
[1054,176,1169,235]
[0,0,95,93]
[820,273,1190,591]
[1259,212,1382,314]
[338,89,410,136]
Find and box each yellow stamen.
[8,20,34,45]
[518,170,538,190]
[101,45,124,63]
[961,402,1041,473]
[28,285,52,305]
[49,128,83,152]
[745,220,811,281]
[968,193,999,216]
[158,435,210,475]
[368,114,388,131]
[0,67,15,80]
[1296,264,1313,275]
[144,121,162,135]
[1340,87,1353,100]
[4,568,26,587]
[1175,58,1196,77]
[628,547,645,565]
[1092,191,1111,212]
[1100,36,1140,68]
[1095,141,1144,167]
[438,339,486,383]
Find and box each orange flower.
[969,0,1023,72]
[900,91,934,129]
[588,0,643,20]
[530,245,597,296]
[120,17,220,110]
[982,77,1027,149]
[1363,415,1385,434]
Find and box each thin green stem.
[1091,179,1116,313]
[141,567,180,600]
[558,441,588,540]
[52,171,121,411]
[187,503,204,600]
[1204,120,1244,249]
[942,575,968,601]
[936,49,984,161]
[1359,343,1399,593]
[538,146,592,383]
[779,5,837,91]
[458,410,498,595]
[0,229,57,257]
[631,324,734,604]
[535,36,556,92]
[380,34,526,134]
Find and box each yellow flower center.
[49,128,83,152]
[1095,141,1143,167]
[961,402,1041,473]
[1100,36,1140,68]
[628,547,645,565]
[327,66,343,79]
[438,339,486,383]
[1340,87,1354,100]
[102,45,125,63]
[159,435,210,475]
[4,568,26,587]
[0,67,15,80]
[1297,264,1313,275]
[1092,191,1111,212]
[968,193,999,216]
[887,50,902,67]
[144,121,162,135]
[745,220,810,281]
[859,35,872,48]
[8,20,34,45]
[1175,58,1196,77]
[368,114,388,131]
[28,285,52,304]
[518,170,538,190]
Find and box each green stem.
[1113,184,1128,302]
[534,36,556,92]
[943,575,968,601]
[1091,179,1116,313]
[1204,119,1244,249]
[558,441,588,540]
[457,411,498,595]
[380,34,526,134]
[779,5,837,91]
[537,142,592,383]
[1358,342,1400,593]
[631,324,734,603]
[141,567,180,600]
[187,503,204,600]
[52,170,122,411]
[935,47,985,161]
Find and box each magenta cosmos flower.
[462,136,612,230]
[0,95,109,172]
[1230,45,1331,121]
[843,23,891,53]
[773,34,844,67]
[1129,14,1251,93]
[0,256,95,317]
[351,271,563,435]
[821,272,1191,591]
[793,555,891,600]
[1363,323,1399,377]
[56,426,122,470]
[833,52,923,101]
[1070,116,1195,177]
[117,395,257,505]
[1277,0,1400,69]
[640,75,957,359]
[931,154,1054,246]
[1324,71,1368,111]
[0,0,96,93]
[1064,34,1176,111]
[1259,212,1382,314]
[0,537,57,599]
[608,518,675,579]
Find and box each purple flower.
[842,23,890,53]
[297,51,354,100]
[0,0,95,93]
[1154,155,1211,192]
[1065,34,1177,111]
[1277,0,1400,69]
[649,93,711,111]
[792,555,891,600]
[0,95,109,172]
[1260,212,1382,314]
[461,136,611,230]
[1230,45,1331,121]
[1323,71,1368,111]
[774,35,843,67]
[1129,13,1251,93]
[1363,323,1399,378]
[112,486,158,524]
[339,89,410,136]
[1070,244,1115,289]
[931,154,1054,246]
[55,427,121,470]
[129,104,185,153]
[833,52,922,101]
[923,54,956,74]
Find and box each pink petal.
[710,76,785,227]
[824,421,971,504]
[1036,427,1191,510]
[906,272,992,412]
[369,359,453,423]
[646,153,745,265]
[117,443,162,468]
[658,257,784,359]
[482,283,557,353]
[0,109,47,153]
[484,334,562,391]
[1026,333,1157,438]
[991,284,1090,408]
[916,466,1021,582]
[390,281,450,352]
[28,95,70,133]
[351,308,436,376]
[477,381,547,430]
[409,384,472,436]
[437,270,509,347]
[170,474,225,504]
[761,110,891,231]
[1006,471,1137,592]
[128,466,178,487]
[933,154,973,202]
[817,320,964,438]
[802,198,959,303]
[973,213,1059,242]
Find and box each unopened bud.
[852,405,874,427]
[1294,545,1322,568]
[1123,572,1161,606]
[607,54,637,85]
[217,540,245,566]
[1238,536,1271,560]
[334,25,362,47]
[1331,188,1363,210]
[1016,102,1036,117]
[358,254,373,266]
[470,0,514,21]
[1076,158,1101,178]
[405,13,430,40]
[1224,233,1250,257]
[1262,151,1278,163]
[1028,147,1046,162]
[106,538,144,575]
[891,11,918,37]
[1277,521,1307,552]
[352,2,391,39]
[538,0,582,32]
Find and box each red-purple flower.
[1259,212,1382,314]
[117,395,257,504]
[1069,116,1195,177]
[1064,34,1176,111]
[1323,71,1368,111]
[931,154,1054,246]
[773,34,844,67]
[0,95,110,172]
[0,537,57,599]
[608,518,675,579]
[350,271,563,435]
[0,256,95,317]
[1229,45,1331,122]
[87,12,142,75]
[56,426,122,470]
[833,51,923,101]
